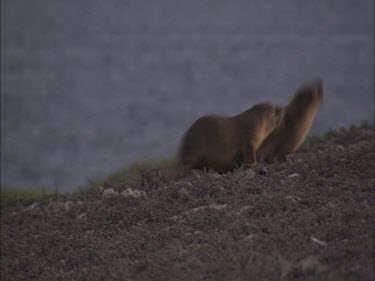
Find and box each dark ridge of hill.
[1,126,374,281]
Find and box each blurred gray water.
[1,0,374,191]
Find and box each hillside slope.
[1,126,374,281]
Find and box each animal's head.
[290,79,324,108]
[249,102,285,138]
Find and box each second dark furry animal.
[257,79,324,162]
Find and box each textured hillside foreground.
[1,126,374,281]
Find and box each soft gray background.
[1,0,374,191]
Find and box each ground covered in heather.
[1,126,374,281]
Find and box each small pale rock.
[285,196,297,203]
[77,213,87,220]
[187,204,227,215]
[311,236,327,247]
[245,169,256,178]
[25,202,40,211]
[234,205,251,216]
[336,145,345,152]
[210,204,227,210]
[102,188,119,199]
[85,230,94,236]
[244,234,256,241]
[327,202,336,208]
[64,201,74,211]
[240,205,251,211]
[121,188,147,198]
[213,186,226,191]
[178,188,190,195]
[288,173,299,179]
[285,195,301,202]
[190,206,207,213]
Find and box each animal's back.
[178,115,238,171]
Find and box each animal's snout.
[273,105,284,126]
